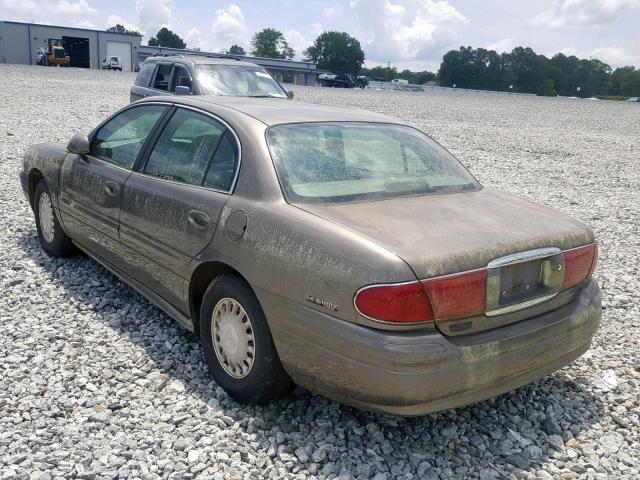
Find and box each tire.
[33,181,75,257]
[200,274,293,403]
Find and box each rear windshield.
[266,122,480,203]
[196,64,286,98]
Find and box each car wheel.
[200,274,293,403]
[33,181,75,257]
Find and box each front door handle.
[188,210,210,228]
[104,181,120,196]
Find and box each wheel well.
[189,261,244,335]
[28,169,44,208]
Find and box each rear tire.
[33,181,75,257]
[200,274,293,403]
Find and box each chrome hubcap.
[211,298,255,379]
[38,192,55,244]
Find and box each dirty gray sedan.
[20,96,601,415]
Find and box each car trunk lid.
[295,187,594,334]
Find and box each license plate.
[486,247,564,316]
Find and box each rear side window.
[144,109,227,186]
[91,105,166,168]
[135,62,155,87]
[204,131,239,191]
[153,64,172,91]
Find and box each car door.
[130,62,174,102]
[59,104,168,264]
[119,106,240,308]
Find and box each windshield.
[266,122,480,203]
[196,64,287,97]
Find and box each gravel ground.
[1,64,638,480]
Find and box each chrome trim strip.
[485,292,558,317]
[487,247,561,269]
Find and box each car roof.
[149,96,401,126]
[143,55,260,68]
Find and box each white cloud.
[532,0,639,28]
[350,0,467,63]
[558,46,637,67]
[104,14,140,33]
[486,37,516,53]
[135,0,172,37]
[185,27,214,51]
[311,23,323,36]
[284,29,313,57]
[54,0,96,16]
[322,5,344,18]
[591,47,637,65]
[0,0,97,24]
[208,4,248,51]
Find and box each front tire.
[33,181,75,257]
[200,274,293,403]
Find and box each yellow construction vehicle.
[40,38,70,67]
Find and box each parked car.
[130,54,292,102]
[102,56,122,71]
[20,96,601,415]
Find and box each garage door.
[106,41,132,72]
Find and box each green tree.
[250,28,294,59]
[148,27,186,49]
[361,65,398,82]
[106,24,140,36]
[303,31,364,74]
[227,44,246,55]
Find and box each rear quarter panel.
[191,196,417,324]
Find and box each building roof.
[0,20,142,37]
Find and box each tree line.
[111,24,640,98]
[438,46,640,98]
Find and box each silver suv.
[130,54,292,102]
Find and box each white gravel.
[1,64,638,480]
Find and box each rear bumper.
[259,280,601,416]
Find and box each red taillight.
[422,270,487,320]
[563,244,597,289]
[354,282,434,323]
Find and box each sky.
[1,0,638,71]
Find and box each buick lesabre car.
[20,96,601,415]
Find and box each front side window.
[171,65,193,92]
[91,105,166,168]
[144,109,236,188]
[153,64,172,91]
[196,64,286,98]
[267,122,480,203]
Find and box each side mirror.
[67,133,90,155]
[175,85,191,95]
[286,90,294,99]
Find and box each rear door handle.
[104,181,120,196]
[188,210,210,228]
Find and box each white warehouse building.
[0,21,142,71]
